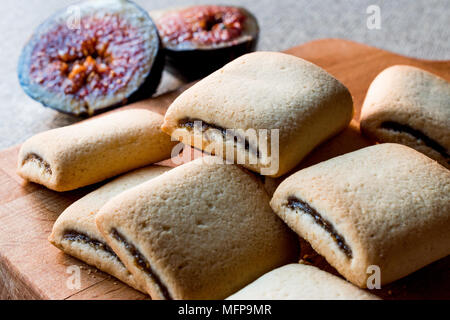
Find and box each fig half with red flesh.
[152,5,259,80]
[18,0,163,115]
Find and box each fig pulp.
[18,0,164,115]
[152,5,259,80]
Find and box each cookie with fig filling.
[360,65,450,168]
[49,165,171,292]
[96,156,299,300]
[161,51,353,177]
[227,264,379,300]
[270,143,450,287]
[17,109,177,191]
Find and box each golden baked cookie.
[162,51,353,177]
[96,156,299,299]
[49,165,170,292]
[360,65,450,168]
[17,109,177,191]
[271,143,450,287]
[227,264,379,300]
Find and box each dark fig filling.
[178,118,261,158]
[110,228,172,300]
[286,197,352,259]
[63,230,118,260]
[22,153,52,175]
[380,121,449,161]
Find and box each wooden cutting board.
[0,39,449,300]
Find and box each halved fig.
[18,0,163,115]
[151,5,259,80]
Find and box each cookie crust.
[49,165,170,292]
[162,52,353,177]
[96,156,299,299]
[271,143,450,287]
[227,264,379,300]
[17,109,177,191]
[360,65,450,168]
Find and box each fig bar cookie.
[360,65,450,168]
[96,156,299,299]
[17,109,177,191]
[271,143,450,287]
[49,165,170,293]
[227,264,379,300]
[162,52,353,177]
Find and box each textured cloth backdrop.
[1,0,449,148]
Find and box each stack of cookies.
[17,52,449,300]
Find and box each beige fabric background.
[1,0,449,149]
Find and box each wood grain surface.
[0,39,449,300]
